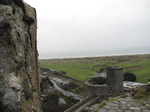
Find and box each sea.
[39,46,150,59]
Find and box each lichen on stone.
[0,0,41,111]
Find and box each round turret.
[106,66,123,95]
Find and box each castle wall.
[0,0,41,112]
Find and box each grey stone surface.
[108,110,117,112]
[143,109,150,112]
[120,105,128,110]
[98,108,108,112]
[129,107,141,110]
[116,109,123,112]
[111,106,119,110]
[124,110,132,112]
[120,101,127,104]
[113,101,120,104]
[97,96,150,112]
[58,98,66,105]
[140,106,148,109]
[126,103,132,107]
[0,0,41,112]
[118,98,125,101]
[107,102,119,107]
[103,105,111,109]
[125,97,134,101]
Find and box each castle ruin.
[84,66,124,97]
[65,66,124,112]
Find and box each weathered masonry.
[84,66,124,97]
[106,66,124,95]
[65,66,124,112]
[0,0,41,112]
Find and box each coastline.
[39,46,150,59]
[39,52,150,60]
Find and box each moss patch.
[98,101,106,109]
[108,98,118,102]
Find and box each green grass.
[39,54,150,83]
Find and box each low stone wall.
[84,79,110,97]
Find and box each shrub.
[42,94,78,112]
[60,70,66,75]
[42,94,59,105]
[40,76,53,91]
[123,72,136,82]
[61,82,79,91]
[42,103,71,112]
[100,68,105,72]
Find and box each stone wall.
[106,66,123,95]
[83,80,110,97]
[84,66,123,97]
[0,0,41,112]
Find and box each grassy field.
[39,54,150,83]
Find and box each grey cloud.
[25,0,150,56]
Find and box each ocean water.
[39,46,150,59]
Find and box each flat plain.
[39,54,150,83]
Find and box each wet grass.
[133,85,150,105]
[39,54,150,83]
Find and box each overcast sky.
[24,0,150,55]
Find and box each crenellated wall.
[0,0,41,112]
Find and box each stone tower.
[0,0,41,112]
[106,66,123,95]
